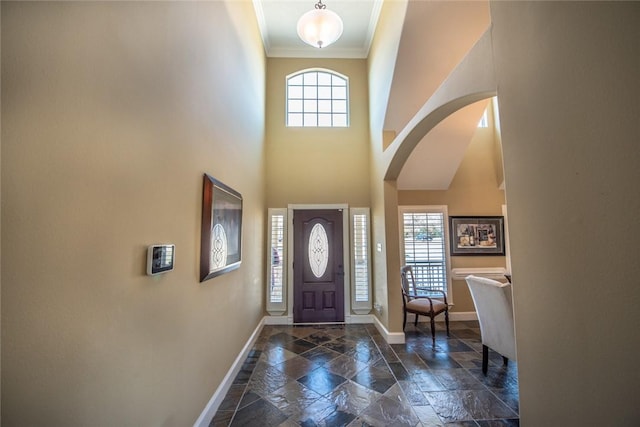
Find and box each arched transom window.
[286,69,349,127]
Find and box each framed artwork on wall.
[200,174,242,282]
[449,216,505,256]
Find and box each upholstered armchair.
[465,275,517,375]
[400,265,450,346]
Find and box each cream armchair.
[465,275,517,375]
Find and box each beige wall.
[265,58,370,208]
[399,110,506,313]
[491,1,640,424]
[1,2,265,426]
[366,0,408,329]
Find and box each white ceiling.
[253,0,493,190]
[253,0,383,58]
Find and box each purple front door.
[293,209,345,323]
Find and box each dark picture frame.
[200,174,242,282]
[449,216,505,256]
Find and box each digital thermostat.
[147,244,175,275]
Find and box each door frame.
[287,204,351,323]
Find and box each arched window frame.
[286,68,349,128]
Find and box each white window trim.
[350,207,372,314]
[398,205,453,304]
[266,208,287,315]
[285,68,350,128]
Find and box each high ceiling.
[253,0,383,58]
[253,0,493,190]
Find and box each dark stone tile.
[320,409,356,426]
[325,354,368,379]
[490,387,520,414]
[264,381,323,416]
[431,368,487,391]
[247,362,292,395]
[218,384,246,411]
[351,364,396,394]
[433,338,474,353]
[232,366,253,385]
[468,367,519,391]
[451,329,481,339]
[287,396,336,425]
[237,390,261,410]
[274,355,319,380]
[410,370,447,392]
[347,343,382,365]
[425,390,517,423]
[327,379,382,416]
[260,346,299,366]
[450,352,485,369]
[397,352,429,375]
[358,395,419,426]
[305,331,335,345]
[387,361,411,381]
[397,380,430,405]
[209,410,233,427]
[371,357,390,371]
[476,419,519,427]
[267,332,298,346]
[412,404,445,425]
[302,345,341,365]
[283,338,318,354]
[444,421,480,426]
[324,338,357,354]
[416,349,463,369]
[230,398,288,427]
[298,366,348,396]
[346,418,377,427]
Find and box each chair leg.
[482,345,489,375]
[503,356,509,366]
[430,316,436,347]
[403,311,407,331]
[444,309,450,337]
[414,313,419,326]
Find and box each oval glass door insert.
[308,223,329,278]
[211,223,228,268]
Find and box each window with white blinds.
[351,208,372,313]
[399,206,452,299]
[267,209,286,314]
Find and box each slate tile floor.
[211,321,519,426]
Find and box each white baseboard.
[264,315,292,325]
[347,314,374,324]
[372,315,405,344]
[193,318,265,427]
[449,311,478,321]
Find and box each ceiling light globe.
[297,8,343,49]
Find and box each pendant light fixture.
[296,0,344,49]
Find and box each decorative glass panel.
[211,223,228,269]
[308,223,329,278]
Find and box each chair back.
[465,275,517,360]
[400,265,417,301]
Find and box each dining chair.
[465,275,517,375]
[400,265,450,346]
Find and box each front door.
[293,209,345,323]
